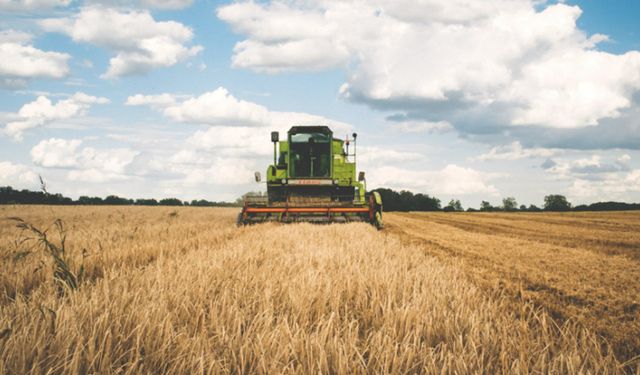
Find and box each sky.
[1,0,640,208]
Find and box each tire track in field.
[383,212,640,364]
[400,212,640,259]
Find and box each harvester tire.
[374,211,383,230]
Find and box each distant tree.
[0,186,238,207]
[502,197,518,211]
[480,201,495,212]
[372,188,440,211]
[414,193,441,211]
[445,199,463,212]
[78,196,104,205]
[528,204,542,212]
[519,204,527,211]
[580,201,640,211]
[399,190,416,211]
[159,198,183,206]
[135,198,159,206]
[104,195,133,205]
[543,194,571,211]
[48,193,73,205]
[466,207,478,212]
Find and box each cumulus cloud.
[31,138,83,167]
[369,164,499,196]
[0,29,70,88]
[31,138,139,182]
[185,127,273,158]
[40,6,202,78]
[166,154,255,186]
[390,120,453,134]
[3,92,109,141]
[128,87,351,131]
[474,141,558,161]
[125,93,179,108]
[540,153,640,202]
[358,146,424,165]
[544,154,631,177]
[87,0,192,9]
[218,0,640,132]
[0,161,38,187]
[567,170,640,202]
[139,0,192,8]
[127,87,352,155]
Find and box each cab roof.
[288,126,332,135]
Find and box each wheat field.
[0,206,638,374]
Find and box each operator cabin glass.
[290,132,331,178]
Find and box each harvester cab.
[238,126,383,229]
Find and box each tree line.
[373,189,640,212]
[0,186,239,207]
[2,185,639,212]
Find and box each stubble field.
[0,206,638,374]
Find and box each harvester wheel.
[374,211,383,230]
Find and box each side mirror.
[254,171,261,182]
[271,131,279,142]
[358,171,365,182]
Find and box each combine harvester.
[238,126,383,229]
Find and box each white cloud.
[3,93,109,141]
[369,164,499,196]
[79,147,139,175]
[391,120,453,134]
[40,6,202,78]
[31,138,82,167]
[0,30,70,87]
[505,48,640,128]
[544,154,631,176]
[126,93,179,109]
[568,170,640,202]
[0,29,32,44]
[137,141,258,188]
[163,88,268,125]
[139,0,192,9]
[0,0,70,11]
[170,156,255,187]
[538,153,640,202]
[358,146,424,165]
[0,161,38,187]
[218,2,350,73]
[87,0,192,9]
[30,137,139,182]
[474,141,557,161]
[67,168,131,183]
[185,126,272,157]
[218,1,640,130]
[127,87,352,131]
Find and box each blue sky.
[1,0,640,208]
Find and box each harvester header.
[238,125,383,228]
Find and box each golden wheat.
[0,206,632,373]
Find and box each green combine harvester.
[238,125,383,229]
